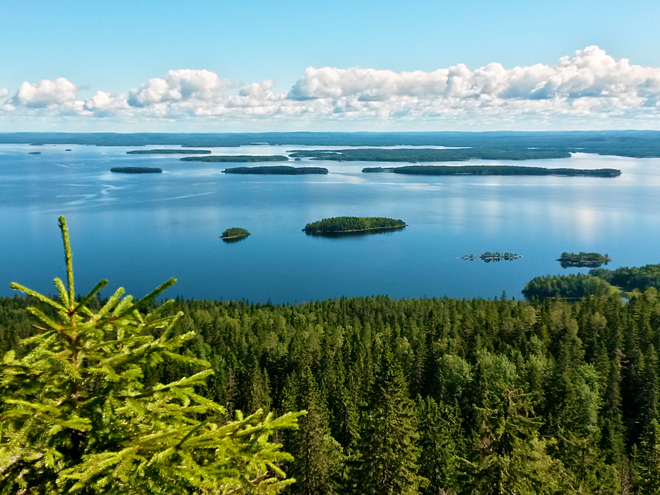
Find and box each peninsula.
[558,252,611,268]
[362,165,621,177]
[303,217,407,235]
[127,149,211,155]
[181,155,288,163]
[289,148,571,162]
[220,227,251,240]
[110,167,163,174]
[223,166,328,175]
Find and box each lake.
[2,143,659,303]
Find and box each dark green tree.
[349,353,426,495]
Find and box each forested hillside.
[2,290,660,494]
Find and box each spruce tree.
[0,216,303,494]
[349,352,426,495]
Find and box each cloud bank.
[3,46,660,129]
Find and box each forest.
[303,216,407,234]
[181,155,289,163]
[127,149,211,155]
[109,167,163,174]
[523,263,660,300]
[2,287,660,494]
[290,148,571,162]
[223,166,328,175]
[362,165,622,177]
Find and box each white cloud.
[0,88,8,99]
[5,46,660,128]
[12,77,83,111]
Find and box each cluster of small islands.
[96,147,624,177]
[219,216,613,269]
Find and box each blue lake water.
[2,144,660,303]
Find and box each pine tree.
[349,353,426,495]
[0,216,303,494]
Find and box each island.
[223,166,328,175]
[65,149,72,151]
[28,151,41,155]
[110,167,163,174]
[288,148,572,162]
[558,252,612,268]
[220,227,251,242]
[127,149,212,155]
[361,165,621,177]
[461,252,521,262]
[303,217,407,235]
[181,155,289,163]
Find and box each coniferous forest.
[3,286,660,493]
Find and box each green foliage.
[182,155,289,163]
[591,263,660,292]
[522,274,615,301]
[0,216,303,494]
[222,166,328,174]
[221,228,251,239]
[290,148,572,162]
[303,217,406,235]
[362,164,621,177]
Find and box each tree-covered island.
[110,167,163,174]
[127,149,212,155]
[558,251,612,268]
[303,216,407,235]
[289,148,571,162]
[220,227,251,240]
[362,165,621,177]
[461,252,521,262]
[223,166,328,175]
[28,151,41,155]
[181,155,289,163]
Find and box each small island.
[220,227,251,242]
[223,166,328,175]
[181,155,289,163]
[362,165,621,177]
[28,151,41,155]
[303,217,407,235]
[461,252,521,262]
[127,149,212,155]
[110,167,163,174]
[558,252,611,268]
[65,149,72,151]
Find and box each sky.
[2,0,660,132]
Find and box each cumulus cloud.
[0,88,8,99]
[11,77,83,111]
[5,46,660,127]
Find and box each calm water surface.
[2,144,659,303]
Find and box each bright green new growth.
[0,216,303,494]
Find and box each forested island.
[303,216,407,235]
[28,151,41,155]
[181,155,288,163]
[362,165,621,177]
[220,227,251,240]
[558,251,612,268]
[289,148,571,162]
[523,262,660,300]
[127,149,211,155]
[461,252,521,261]
[223,166,328,175]
[110,167,163,174]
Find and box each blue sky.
[2,0,660,131]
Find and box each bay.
[1,143,659,303]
